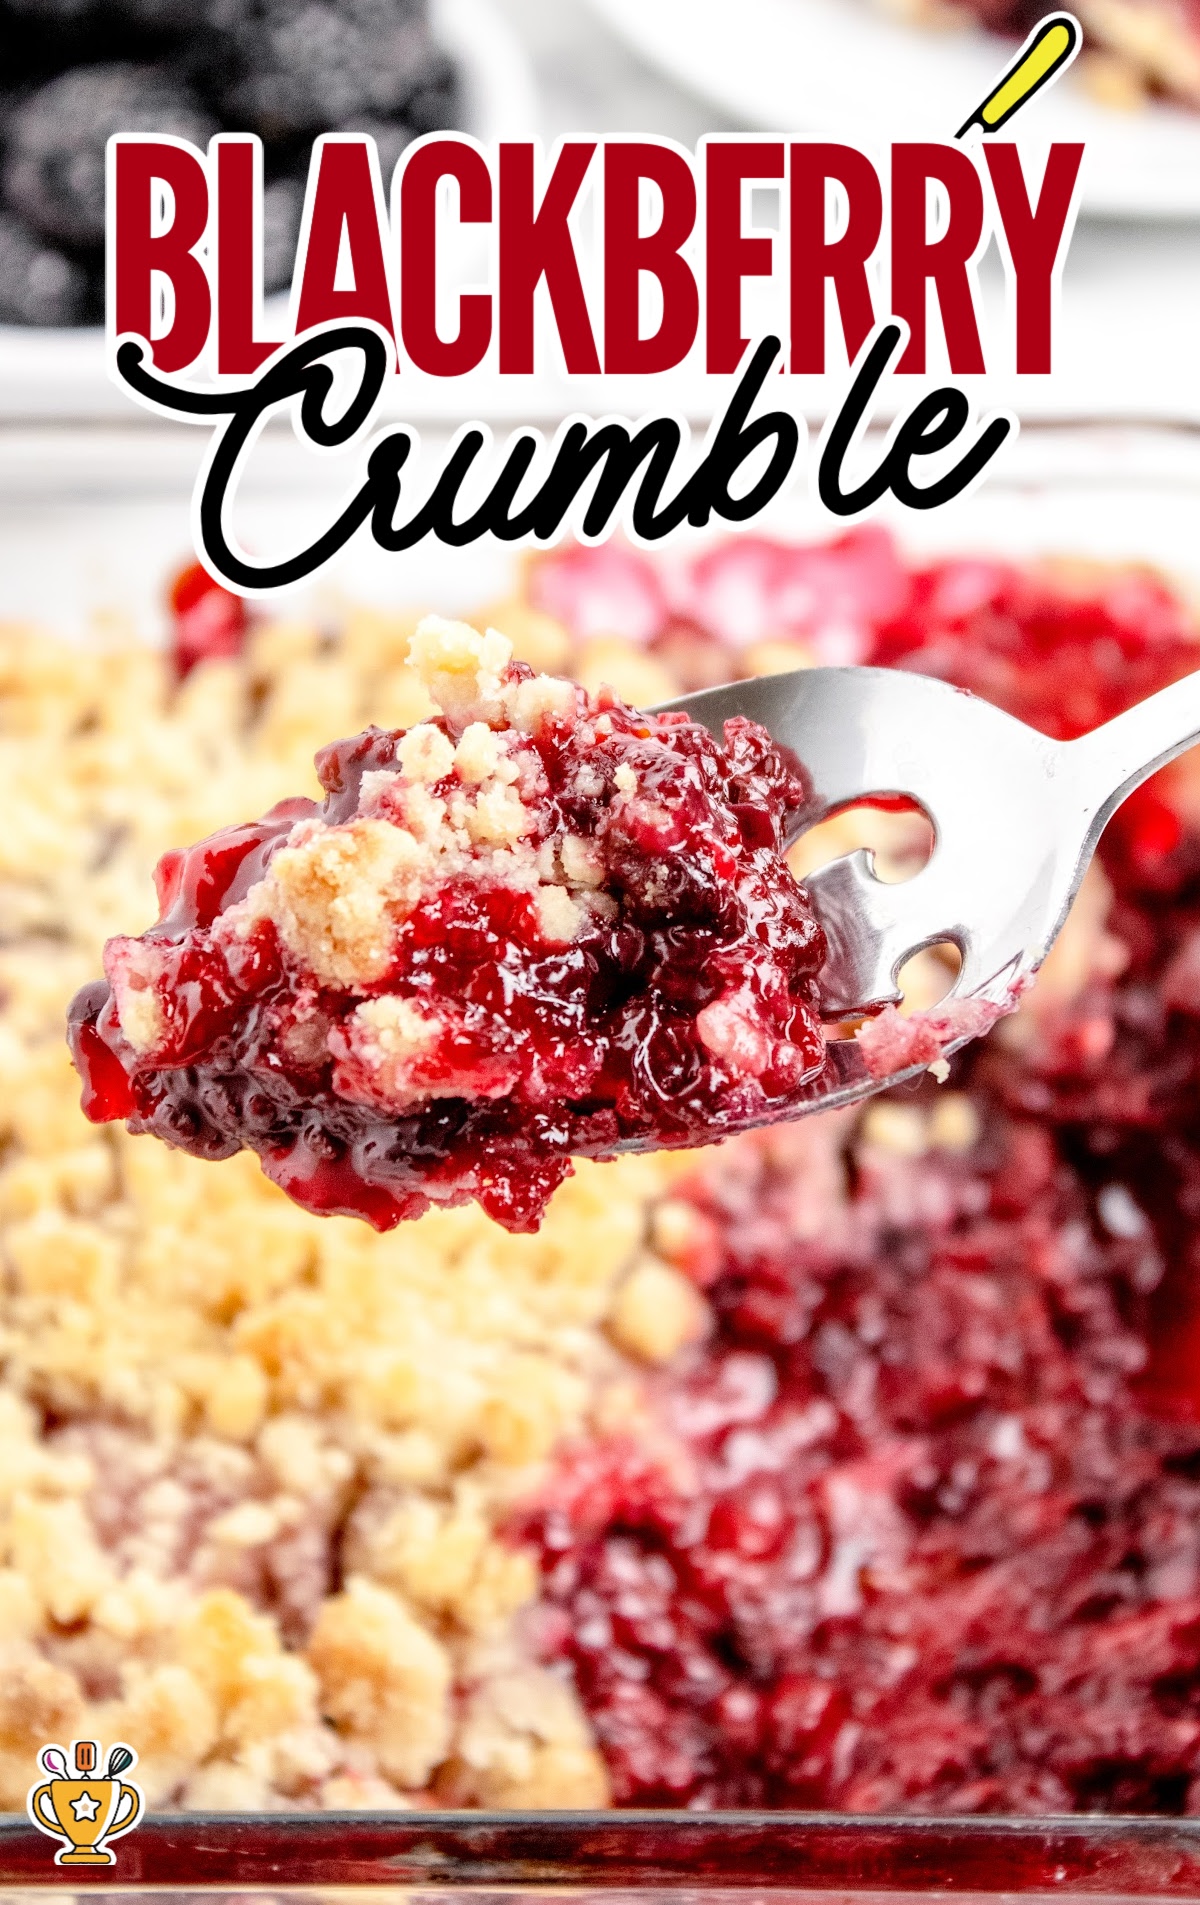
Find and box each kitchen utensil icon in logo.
[27,1740,143,1865]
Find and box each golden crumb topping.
[246,817,428,988]
[0,607,687,1812]
[214,617,603,1000]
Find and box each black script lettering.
[372,342,799,549]
[676,336,801,528]
[116,324,402,591]
[519,418,685,540]
[817,321,1012,517]
[118,326,805,590]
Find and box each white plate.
[0,0,539,419]
[3,418,1200,638]
[587,0,1200,218]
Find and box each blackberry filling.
[68,618,828,1233]
[509,539,1200,1815]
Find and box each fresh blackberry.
[331,116,412,188]
[207,0,441,143]
[10,0,206,24]
[262,174,302,293]
[396,43,459,133]
[114,0,206,28]
[259,124,408,288]
[4,64,216,248]
[0,2,79,81]
[1,0,199,63]
[1,0,97,21]
[0,210,88,325]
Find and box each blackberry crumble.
[68,618,828,1233]
[2,532,1199,1813]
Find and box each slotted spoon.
[655,662,1200,1118]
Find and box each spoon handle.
[1065,667,1200,829]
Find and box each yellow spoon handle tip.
[955,11,1081,138]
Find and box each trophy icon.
[27,1740,144,1866]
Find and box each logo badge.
[27,1740,144,1867]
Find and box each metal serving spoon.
[655,663,1200,1119]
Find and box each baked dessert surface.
[3,533,1200,1812]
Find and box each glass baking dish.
[3,1808,1200,1893]
[4,416,1200,1897]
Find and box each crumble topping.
[245,818,429,989]
[0,598,685,1812]
[222,622,578,994]
[69,617,829,1234]
[408,620,512,729]
[397,724,456,786]
[4,534,1200,1820]
[199,622,613,998]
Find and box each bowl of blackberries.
[0,0,532,330]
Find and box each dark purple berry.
[4,63,216,248]
[396,43,460,134]
[0,210,89,325]
[262,173,302,293]
[207,0,440,142]
[331,117,412,188]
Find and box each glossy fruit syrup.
[68,621,828,1233]
[510,538,1200,1814]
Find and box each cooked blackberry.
[511,538,1200,1816]
[206,0,440,142]
[0,209,88,325]
[4,63,216,248]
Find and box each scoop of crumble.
[68,618,828,1233]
